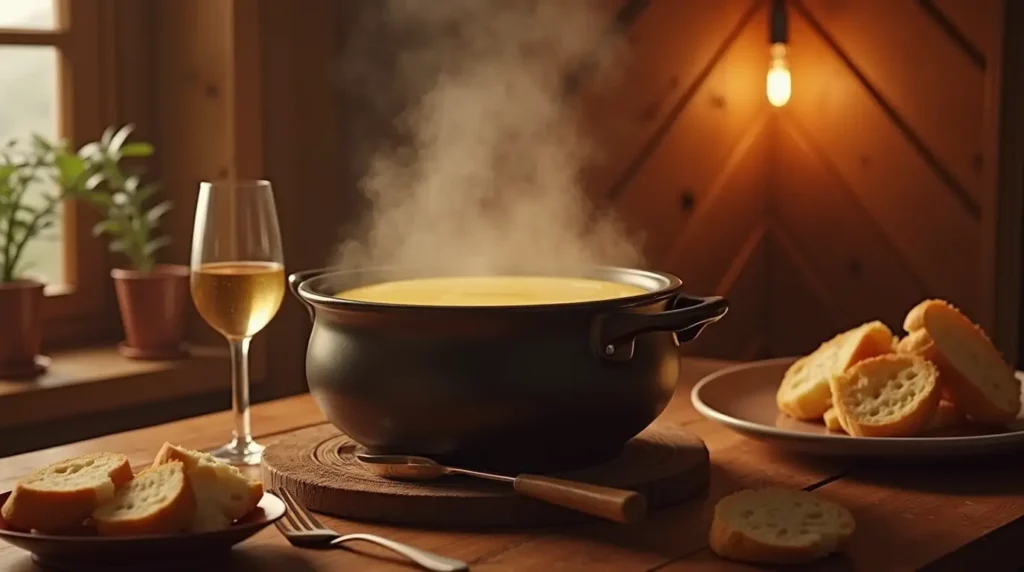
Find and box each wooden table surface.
[2,357,1024,571]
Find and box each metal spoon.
[355,453,647,524]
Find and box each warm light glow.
[766,42,791,107]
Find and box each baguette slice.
[93,461,195,536]
[829,354,941,437]
[896,329,956,403]
[709,488,855,565]
[903,299,959,333]
[151,443,263,532]
[777,321,896,420]
[918,303,1021,423]
[1,452,133,534]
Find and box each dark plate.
[0,491,284,571]
[691,357,1024,458]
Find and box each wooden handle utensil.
[513,474,647,524]
[355,452,648,524]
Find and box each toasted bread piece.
[896,329,956,403]
[1,453,133,534]
[896,328,932,355]
[709,488,855,565]
[93,461,194,536]
[829,354,941,437]
[903,299,959,333]
[918,303,1021,423]
[777,321,896,420]
[822,408,844,432]
[151,443,263,532]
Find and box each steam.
[332,0,643,277]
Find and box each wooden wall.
[583,0,1009,361]
[246,0,1017,390]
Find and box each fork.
[271,487,470,572]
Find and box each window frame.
[1,0,126,345]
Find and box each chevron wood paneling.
[799,0,987,206]
[930,0,1002,63]
[579,0,757,204]
[583,0,1005,360]
[771,117,929,331]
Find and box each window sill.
[0,345,232,431]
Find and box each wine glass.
[189,179,285,466]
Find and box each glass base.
[208,436,265,466]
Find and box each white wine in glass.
[190,180,285,466]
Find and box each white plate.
[0,491,284,571]
[691,357,1024,458]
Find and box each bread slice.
[896,328,932,356]
[777,321,896,420]
[902,299,958,333]
[822,402,954,436]
[829,354,941,437]
[918,303,1021,424]
[1,452,133,534]
[151,443,263,532]
[92,461,195,536]
[896,329,956,403]
[709,488,855,565]
[822,408,843,432]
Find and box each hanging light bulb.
[767,43,791,107]
[767,0,791,107]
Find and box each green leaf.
[31,134,53,152]
[107,124,135,155]
[86,192,114,208]
[92,219,122,237]
[77,142,100,160]
[143,235,171,256]
[109,238,130,253]
[85,172,105,191]
[119,142,154,158]
[123,176,140,192]
[55,153,87,188]
[100,126,116,148]
[146,200,172,224]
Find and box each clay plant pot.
[111,264,190,360]
[0,279,47,378]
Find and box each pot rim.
[0,278,45,291]
[111,264,190,280]
[293,265,684,313]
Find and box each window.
[1,0,117,344]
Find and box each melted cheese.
[335,276,646,306]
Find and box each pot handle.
[592,293,729,361]
[288,267,336,322]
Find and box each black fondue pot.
[288,266,728,473]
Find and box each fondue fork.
[272,487,469,572]
[355,453,648,524]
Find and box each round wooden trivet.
[261,422,709,527]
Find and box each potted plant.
[0,135,94,377]
[76,125,189,360]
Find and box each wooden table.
[2,357,1023,571]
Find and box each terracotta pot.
[0,279,46,377]
[111,264,190,360]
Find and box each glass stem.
[229,336,253,447]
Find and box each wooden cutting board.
[261,422,710,527]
